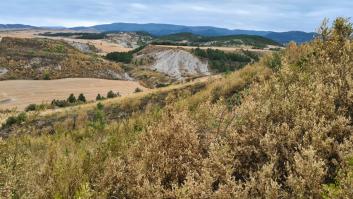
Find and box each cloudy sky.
[0,0,352,31]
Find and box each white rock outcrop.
[150,49,209,80]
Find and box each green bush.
[107,90,120,99]
[96,94,105,101]
[67,94,77,104]
[25,104,37,112]
[51,99,70,108]
[2,112,27,128]
[78,93,86,103]
[134,88,143,93]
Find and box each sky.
[0,0,352,32]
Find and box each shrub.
[96,94,105,101]
[134,88,143,93]
[89,103,106,131]
[2,112,27,128]
[51,99,70,108]
[43,70,51,80]
[67,93,77,104]
[25,104,37,112]
[78,93,86,103]
[107,90,120,99]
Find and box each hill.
[266,31,316,44]
[0,24,35,30]
[154,33,281,48]
[41,31,281,49]
[72,22,315,44]
[0,23,315,44]
[0,37,128,80]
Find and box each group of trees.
[51,93,87,108]
[24,89,142,112]
[40,32,106,40]
[96,90,121,101]
[106,45,146,64]
[192,48,256,72]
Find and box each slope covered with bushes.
[1,18,353,198]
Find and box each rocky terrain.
[106,32,153,48]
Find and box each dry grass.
[0,78,147,110]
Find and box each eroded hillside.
[135,46,209,79]
[0,37,128,80]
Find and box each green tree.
[96,94,104,101]
[134,88,143,93]
[67,94,77,104]
[78,93,86,103]
[107,90,119,99]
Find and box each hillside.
[1,18,353,198]
[135,46,210,80]
[40,31,280,49]
[0,37,129,80]
[71,22,315,44]
[154,33,281,48]
[266,31,316,44]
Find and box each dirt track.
[0,78,147,110]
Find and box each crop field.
[0,78,146,110]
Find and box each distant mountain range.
[0,23,316,44]
[0,24,35,29]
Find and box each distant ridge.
[71,23,316,44]
[0,24,36,30]
[0,23,316,44]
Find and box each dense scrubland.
[1,18,353,198]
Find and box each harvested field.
[0,78,147,110]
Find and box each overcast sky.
[0,0,352,31]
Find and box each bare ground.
[0,78,147,110]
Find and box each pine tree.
[67,93,77,103]
[78,93,86,103]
